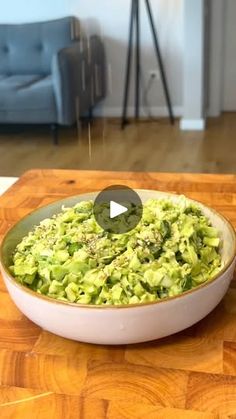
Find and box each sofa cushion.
[0,17,80,75]
[0,75,57,123]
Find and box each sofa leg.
[51,124,59,145]
[89,107,94,123]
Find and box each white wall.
[180,0,206,130]
[222,0,236,111]
[0,0,68,22]
[208,0,225,117]
[0,0,184,117]
[208,0,236,115]
[69,0,184,117]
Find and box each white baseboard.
[180,118,206,131]
[94,106,183,118]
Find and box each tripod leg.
[135,0,141,120]
[145,0,175,125]
[122,0,135,129]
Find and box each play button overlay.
[110,201,128,219]
[94,185,143,234]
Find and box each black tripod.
[121,0,175,128]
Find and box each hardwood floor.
[0,113,235,177]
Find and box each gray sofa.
[0,17,106,143]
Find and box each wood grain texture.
[125,335,223,374]
[1,113,236,178]
[0,169,236,418]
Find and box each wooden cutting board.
[0,169,236,419]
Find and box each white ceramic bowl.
[1,191,236,345]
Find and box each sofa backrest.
[0,17,80,75]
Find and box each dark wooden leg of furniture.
[89,107,94,123]
[122,0,135,129]
[51,124,59,145]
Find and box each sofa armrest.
[52,39,91,126]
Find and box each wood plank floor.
[0,113,235,177]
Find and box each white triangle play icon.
[110,201,128,219]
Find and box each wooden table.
[0,169,236,419]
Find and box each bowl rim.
[1,189,236,310]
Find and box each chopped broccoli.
[10,198,223,305]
